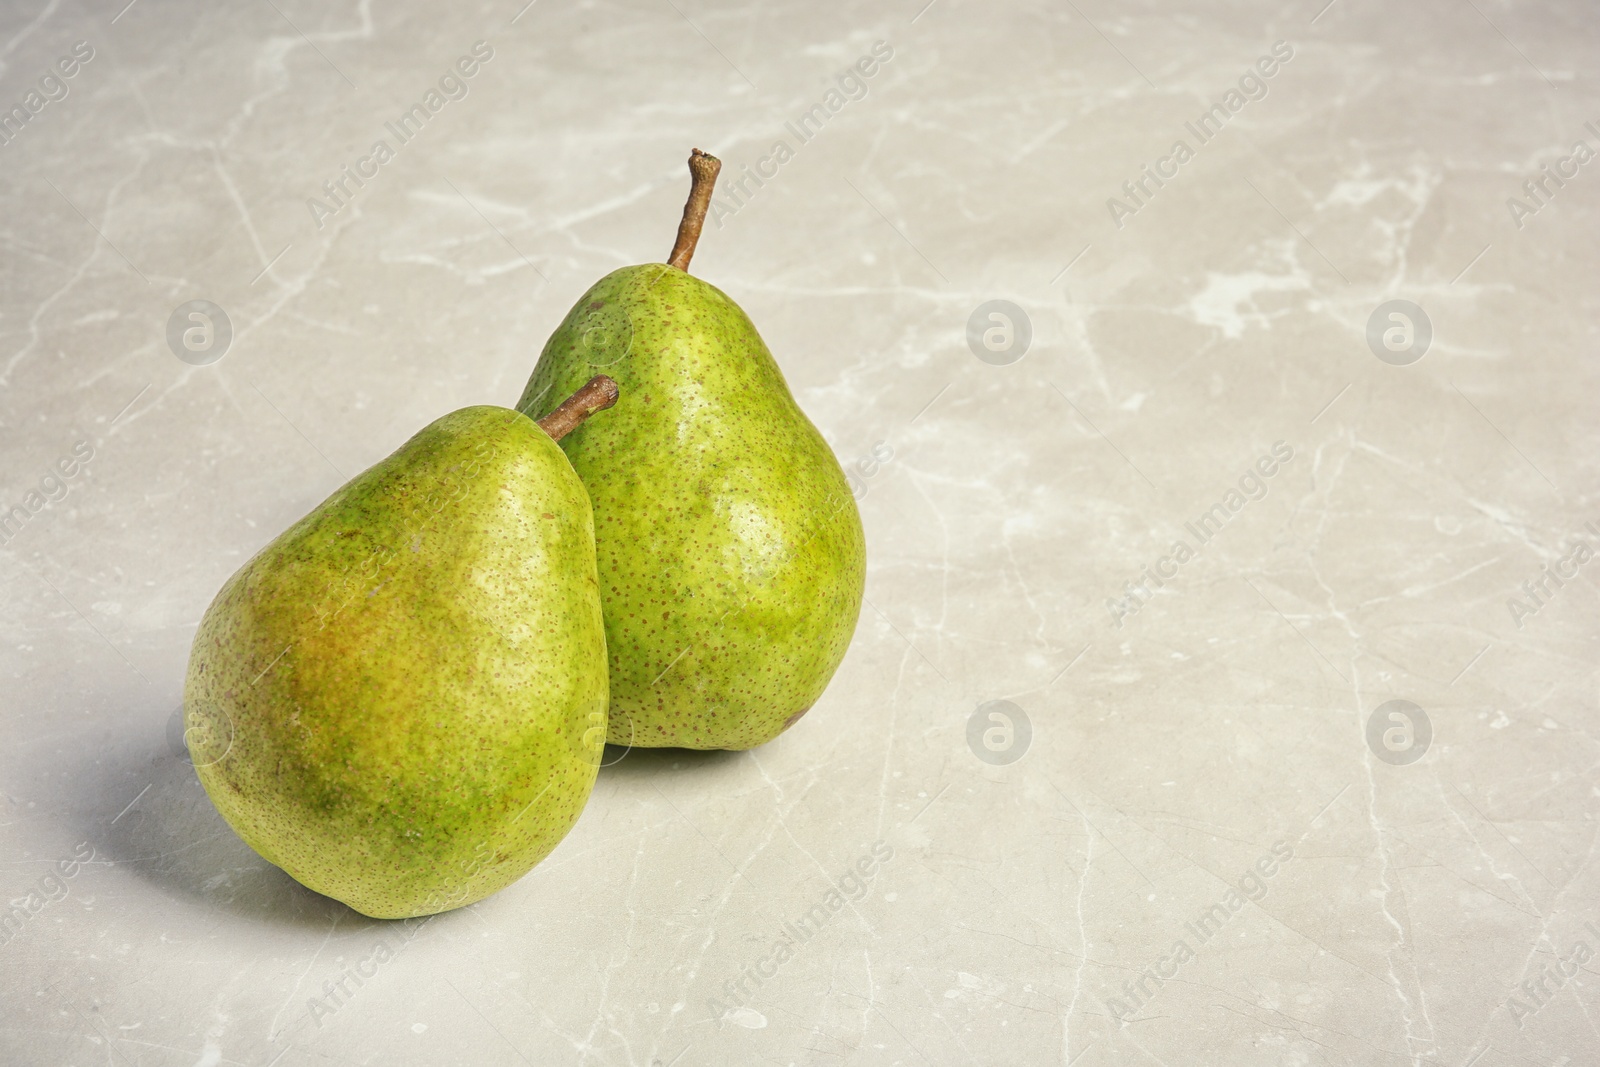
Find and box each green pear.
[515,150,865,751]
[183,378,619,919]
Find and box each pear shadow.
[595,742,744,782]
[58,707,381,933]
[64,706,740,930]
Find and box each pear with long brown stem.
[516,151,866,751]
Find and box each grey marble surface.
[2,0,1598,1064]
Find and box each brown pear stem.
[537,375,619,442]
[666,148,721,272]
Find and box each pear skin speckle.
[184,406,608,919]
[516,266,866,750]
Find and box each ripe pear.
[183,379,619,919]
[515,150,865,751]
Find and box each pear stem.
[537,375,619,442]
[666,148,721,272]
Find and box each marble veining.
[1,0,1596,1064]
